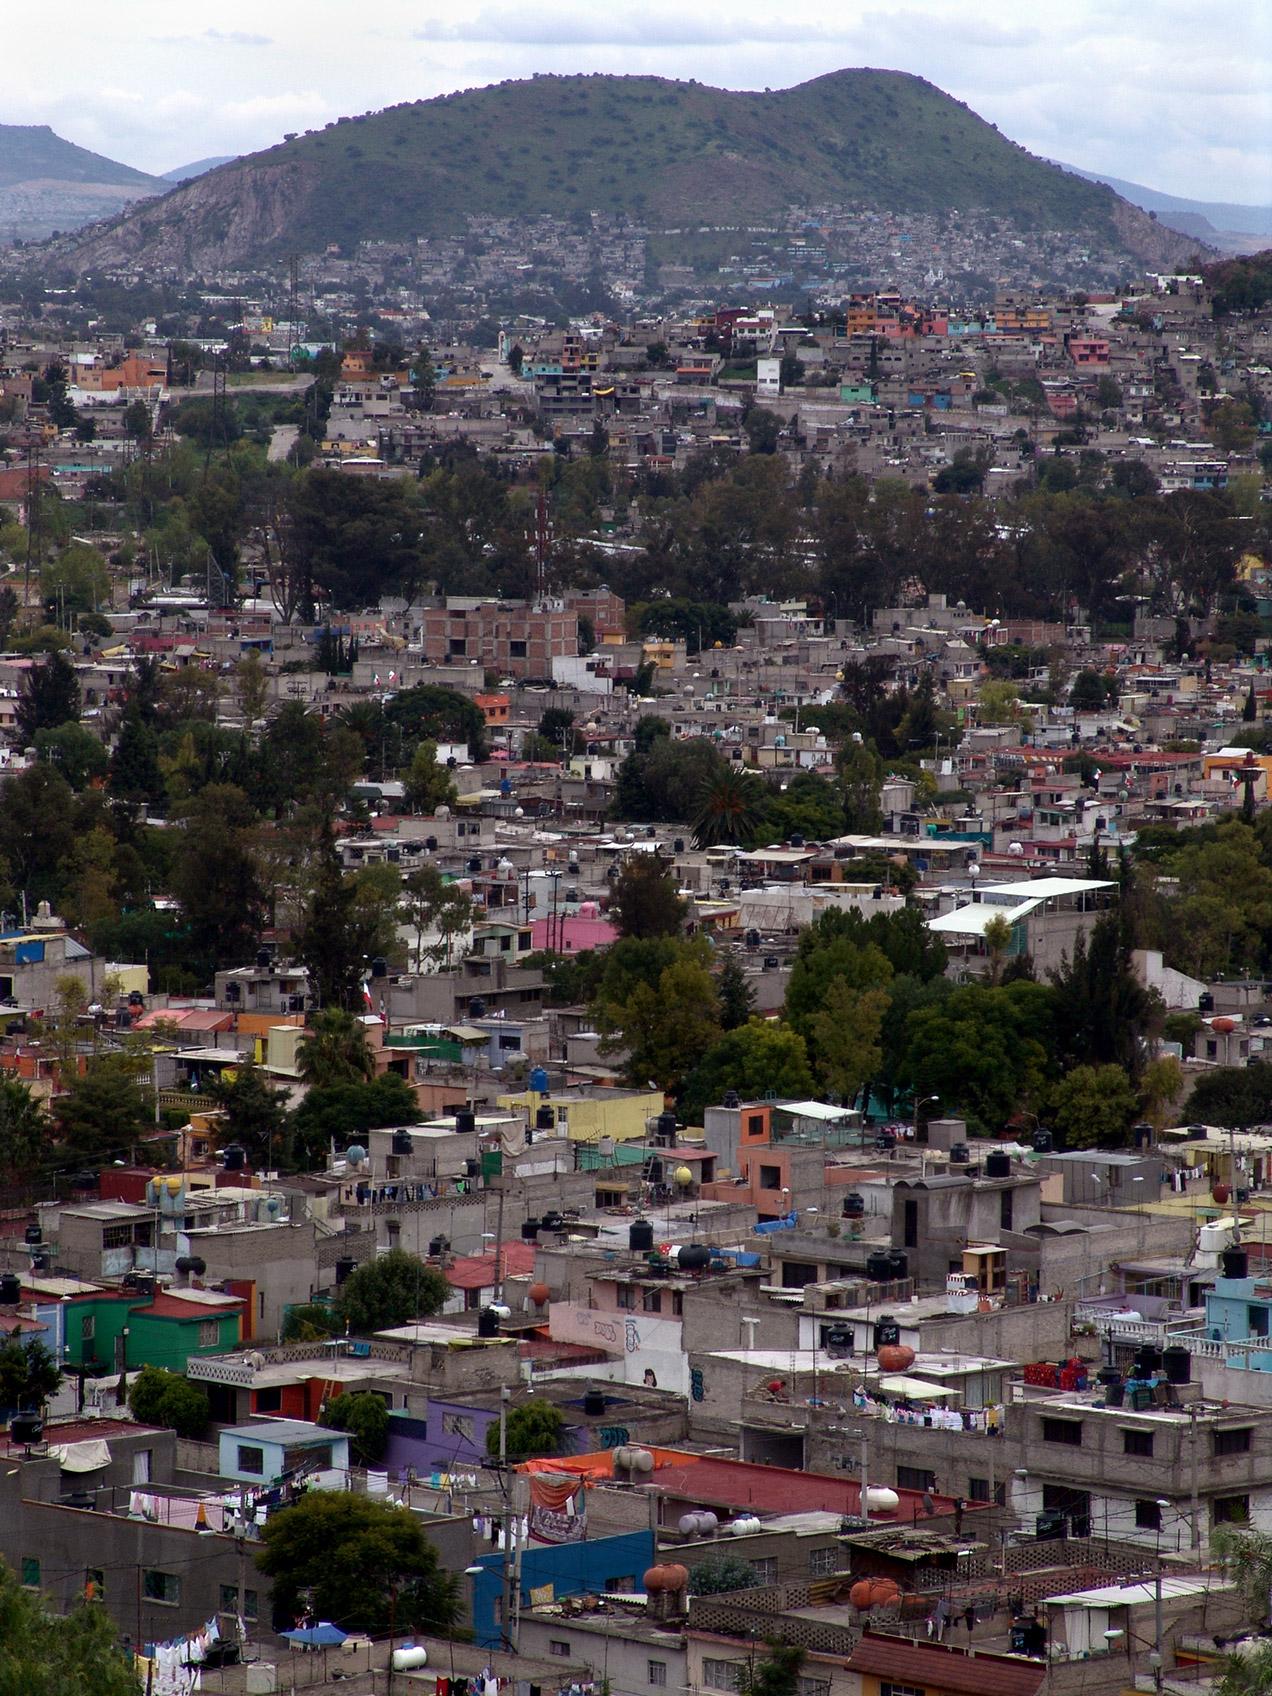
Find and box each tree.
[836,739,883,832]
[403,739,458,813]
[320,1390,390,1465]
[693,766,767,848]
[296,824,381,1010]
[687,1555,760,1595]
[34,721,108,790]
[298,1008,375,1088]
[52,1057,154,1166]
[716,957,755,1031]
[336,1248,449,1335]
[784,916,893,1045]
[1185,1063,1272,1129]
[171,784,266,977]
[209,1063,290,1170]
[983,914,1014,987]
[234,651,270,733]
[903,982,1054,1136]
[128,1365,210,1438]
[289,1074,421,1169]
[608,855,687,939]
[108,704,166,809]
[15,649,79,744]
[680,1021,815,1127]
[741,1639,805,1696]
[1216,1643,1272,1696]
[0,1337,62,1412]
[1048,1062,1139,1150]
[812,979,889,1104]
[257,1491,461,1635]
[1212,1524,1272,1629]
[0,1560,138,1696]
[487,1399,564,1461]
[0,1075,48,1182]
[283,1302,342,1343]
[1049,914,1158,1078]
[606,954,722,1095]
[1140,1053,1184,1130]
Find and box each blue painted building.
[469,1529,654,1649]
[1204,1269,1272,1367]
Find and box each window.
[746,1115,765,1138]
[1041,1418,1082,1446]
[897,1465,937,1493]
[759,1164,782,1191]
[102,1223,134,1250]
[198,1320,219,1348]
[1000,1190,1014,1232]
[642,1288,662,1313]
[703,1661,744,1692]
[1249,1305,1269,1338]
[509,640,527,659]
[442,1413,475,1441]
[255,1388,282,1414]
[616,1284,636,1310]
[798,1680,830,1696]
[86,1568,105,1599]
[220,1585,259,1620]
[20,1557,39,1588]
[881,1685,925,1696]
[648,1662,668,1687]
[750,1557,778,1585]
[549,1640,571,1658]
[903,1199,918,1247]
[80,1314,95,1343]
[808,1547,840,1577]
[143,1570,180,1605]
[1214,1495,1250,1526]
[1123,1428,1154,1457]
[236,1445,266,1476]
[1135,1499,1162,1531]
[1214,1428,1252,1457]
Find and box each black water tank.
[866,1252,892,1282]
[1035,1510,1067,1541]
[334,1257,355,1285]
[9,1413,42,1446]
[1131,1122,1153,1149]
[521,1219,541,1242]
[23,1225,41,1245]
[455,1109,477,1135]
[985,1151,1011,1178]
[1032,1129,1054,1153]
[629,1219,655,1252]
[393,1129,414,1155]
[541,1210,565,1232]
[875,1315,901,1348]
[175,1255,196,1276]
[223,1144,246,1172]
[1198,991,1214,1013]
[826,1326,855,1356]
[427,1237,446,1258]
[582,1387,606,1416]
[657,1111,678,1145]
[842,1192,865,1219]
[1135,1344,1163,1377]
[1222,1248,1249,1279]
[256,948,271,969]
[1162,1345,1191,1385]
[536,1105,555,1131]
[723,1090,741,1109]
[468,998,486,1019]
[949,1143,971,1163]
[678,1244,711,1274]
[477,1307,500,1338]
[886,1251,908,1281]
[0,1273,20,1304]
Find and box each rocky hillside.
[43,69,1201,272]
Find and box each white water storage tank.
[864,1487,900,1512]
[1198,1222,1231,1255]
[393,1647,429,1671]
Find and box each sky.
[9,0,1272,204]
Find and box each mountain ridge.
[0,122,162,240]
[37,70,1202,273]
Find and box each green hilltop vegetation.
[61,69,1128,265]
[0,122,160,189]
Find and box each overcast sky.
[11,0,1272,204]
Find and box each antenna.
[534,487,552,604]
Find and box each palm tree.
[1217,1642,1272,1696]
[297,1008,375,1088]
[692,767,767,849]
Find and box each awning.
[877,1376,963,1400]
[49,1438,111,1471]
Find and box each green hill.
[50,69,1185,270]
[0,123,158,189]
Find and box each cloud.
[156,27,273,48]
[414,9,869,46]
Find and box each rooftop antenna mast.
[534,488,552,605]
